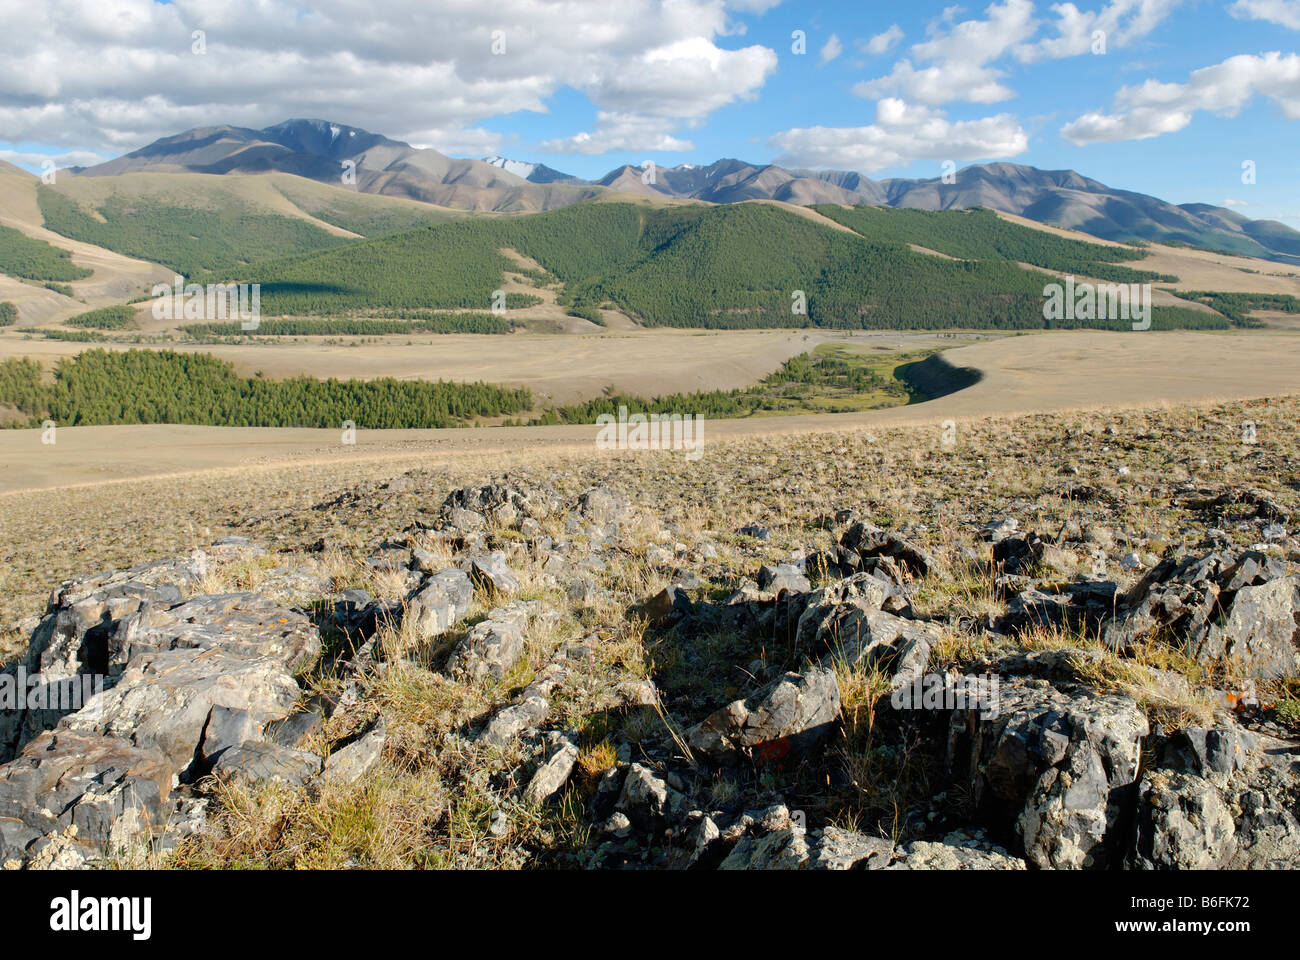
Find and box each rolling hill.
[200,200,1233,332]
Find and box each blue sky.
[4,1,1297,222]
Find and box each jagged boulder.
[688,667,840,762]
[804,603,935,687]
[1000,576,1118,633]
[1103,549,1300,678]
[1131,719,1300,869]
[439,483,548,531]
[945,678,1148,869]
[446,602,532,683]
[0,730,172,868]
[468,552,521,598]
[405,568,474,639]
[837,522,938,580]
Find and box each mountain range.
[64,119,1300,264]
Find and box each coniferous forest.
[0,350,534,428]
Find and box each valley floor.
[1,328,1298,495]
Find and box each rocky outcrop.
[0,730,173,869]
[1104,549,1300,677]
[944,677,1149,869]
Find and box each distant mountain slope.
[59,118,1300,263]
[71,119,601,213]
[621,160,1300,265]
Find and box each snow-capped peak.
[482,156,537,179]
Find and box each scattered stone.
[405,568,474,639]
[469,552,521,598]
[523,735,579,804]
[446,602,532,683]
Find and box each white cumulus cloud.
[820,33,844,64]
[1061,50,1300,143]
[1229,0,1300,30]
[0,0,782,157]
[768,97,1028,171]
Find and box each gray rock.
[1001,577,1118,634]
[63,647,300,774]
[887,831,1026,870]
[757,563,811,596]
[576,486,632,525]
[1130,770,1237,869]
[688,667,841,761]
[839,521,937,579]
[440,483,548,530]
[264,706,324,749]
[18,557,201,735]
[1199,576,1300,678]
[469,552,521,598]
[319,722,386,786]
[808,604,935,688]
[945,678,1148,869]
[665,814,721,869]
[810,827,894,870]
[1160,722,1258,778]
[477,691,550,748]
[110,592,322,675]
[446,602,533,683]
[719,826,810,870]
[0,730,172,867]
[405,568,474,639]
[616,763,687,832]
[199,705,263,767]
[523,735,579,804]
[1102,549,1292,677]
[211,740,321,786]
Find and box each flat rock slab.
[212,740,322,786]
[63,647,301,774]
[111,592,322,675]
